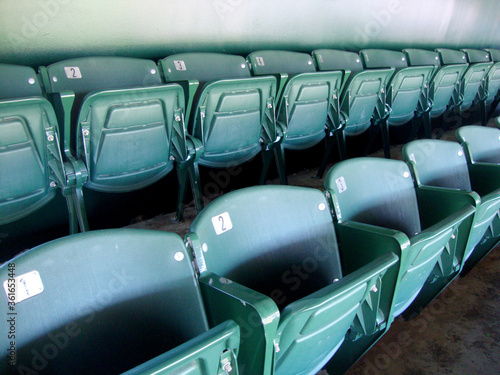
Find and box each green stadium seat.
[360,49,435,158]
[324,158,475,319]
[462,49,500,125]
[403,48,467,138]
[403,139,500,275]
[436,48,492,120]
[0,63,87,233]
[40,57,201,223]
[484,49,500,119]
[0,229,240,374]
[187,185,398,375]
[312,49,394,174]
[159,53,284,190]
[247,50,348,182]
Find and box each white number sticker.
[64,67,82,79]
[174,60,187,71]
[336,176,347,193]
[212,212,233,235]
[255,57,265,66]
[3,271,44,303]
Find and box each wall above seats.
[1,0,499,67]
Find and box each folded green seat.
[39,56,200,225]
[463,49,500,125]
[403,48,467,138]
[159,53,284,198]
[0,229,240,375]
[359,49,434,158]
[247,50,349,183]
[435,48,492,121]
[484,49,500,121]
[312,49,394,173]
[324,157,475,320]
[456,126,500,272]
[403,138,500,276]
[0,63,86,234]
[186,185,399,375]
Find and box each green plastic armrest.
[334,220,408,325]
[415,185,479,228]
[468,162,500,196]
[123,320,240,375]
[199,273,280,375]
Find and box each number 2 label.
[64,66,82,79]
[212,212,233,235]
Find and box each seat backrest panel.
[360,49,408,70]
[485,48,500,62]
[403,139,472,190]
[456,125,500,164]
[436,48,468,65]
[324,158,422,237]
[0,229,208,374]
[45,56,162,95]
[0,64,42,100]
[191,185,342,309]
[247,50,316,75]
[160,52,251,84]
[462,49,491,64]
[313,49,364,74]
[403,49,441,67]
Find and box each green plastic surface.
[248,50,347,150]
[0,63,42,100]
[324,157,475,317]
[404,49,467,117]
[192,76,277,168]
[437,48,492,111]
[0,229,240,375]
[188,185,399,375]
[312,49,394,162]
[0,63,87,233]
[40,56,201,222]
[403,139,500,266]
[0,98,58,224]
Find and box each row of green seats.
[1,48,499,237]
[1,125,497,374]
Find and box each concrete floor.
[127,122,500,375]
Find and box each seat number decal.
[212,212,233,235]
[64,67,82,79]
[336,176,347,193]
[3,270,44,303]
[174,60,187,71]
[255,57,265,66]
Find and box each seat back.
[248,50,345,149]
[323,157,464,317]
[189,185,398,375]
[324,157,421,237]
[361,49,434,126]
[161,53,277,168]
[313,49,394,136]
[404,49,467,117]
[456,125,500,164]
[462,49,500,105]
[436,49,492,110]
[0,64,59,225]
[191,186,342,302]
[43,57,182,192]
[0,229,231,374]
[402,139,472,190]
